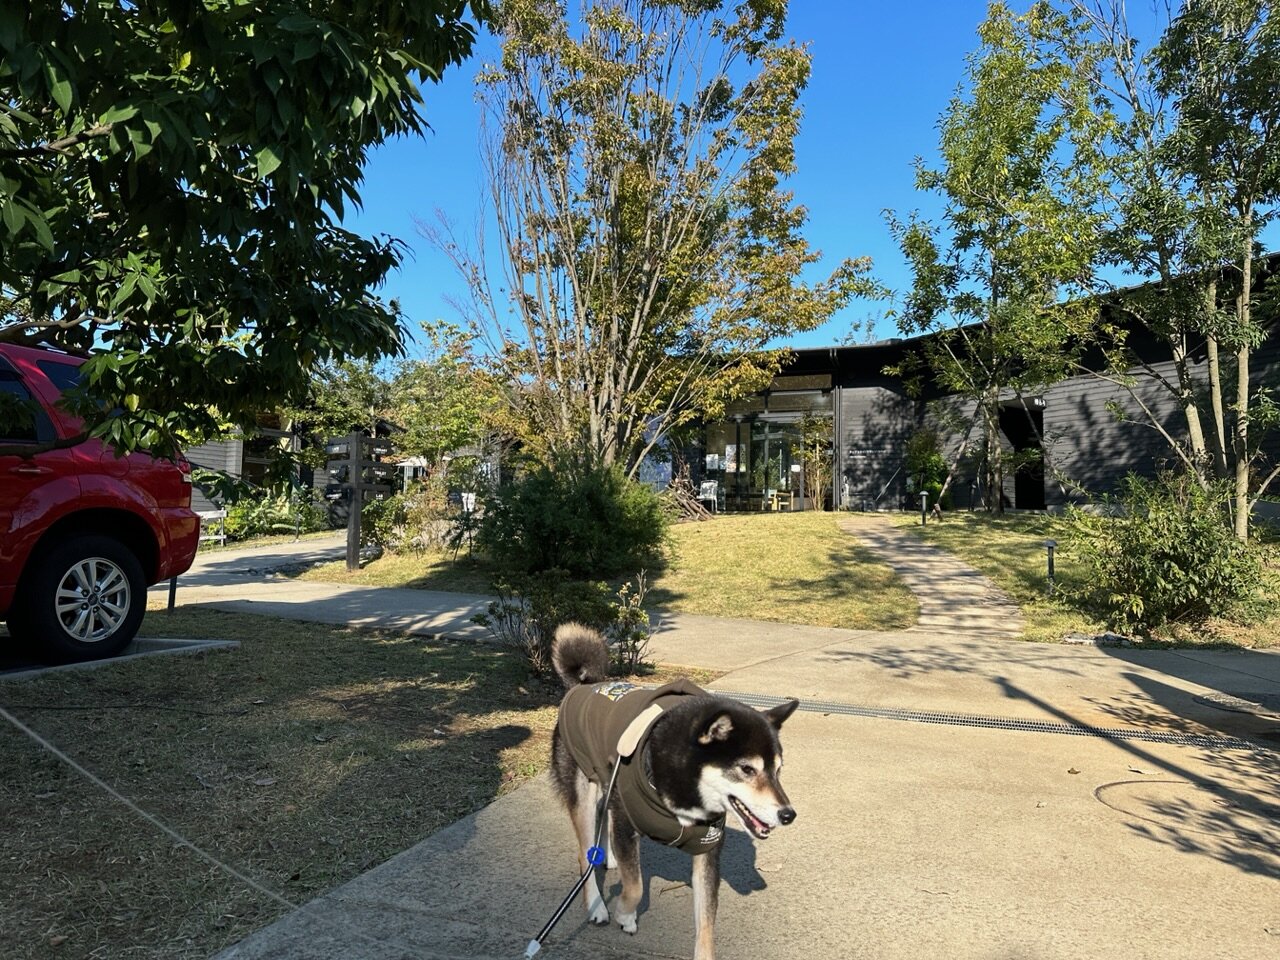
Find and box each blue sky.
[344,2,1108,355]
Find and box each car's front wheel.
[13,535,147,663]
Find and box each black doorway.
[998,404,1046,510]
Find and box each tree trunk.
[1171,333,1210,484]
[1208,335,1228,483]
[1233,230,1252,541]
[984,386,1004,514]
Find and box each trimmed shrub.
[477,458,669,578]
[1064,472,1270,634]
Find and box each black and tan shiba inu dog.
[549,623,798,960]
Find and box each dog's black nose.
[778,807,796,825]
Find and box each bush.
[472,570,653,677]
[477,458,669,578]
[360,494,408,550]
[1064,472,1270,634]
[223,489,329,541]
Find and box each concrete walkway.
[204,515,1280,960]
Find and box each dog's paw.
[587,899,610,926]
[616,911,637,935]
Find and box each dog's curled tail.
[551,623,610,688]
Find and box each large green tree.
[1062,0,1280,540]
[888,1,1102,511]
[0,0,488,454]
[429,0,871,476]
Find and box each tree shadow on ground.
[995,676,1280,883]
[815,640,1088,682]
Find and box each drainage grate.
[721,691,1261,751]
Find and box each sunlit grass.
[891,512,1279,648]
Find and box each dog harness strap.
[616,704,663,757]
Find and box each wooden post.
[346,430,362,572]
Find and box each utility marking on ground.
[720,691,1261,751]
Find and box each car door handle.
[8,464,52,476]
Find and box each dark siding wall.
[1043,360,1191,506]
[184,438,242,513]
[839,384,914,509]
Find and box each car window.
[0,374,54,444]
[37,359,84,395]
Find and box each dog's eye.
[738,764,756,777]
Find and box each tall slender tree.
[1063,0,1280,540]
[429,0,871,476]
[888,1,1103,511]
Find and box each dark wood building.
[691,323,1280,514]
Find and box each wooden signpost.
[324,432,396,571]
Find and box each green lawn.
[299,512,918,630]
[648,512,917,629]
[890,512,1279,648]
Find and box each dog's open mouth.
[728,796,772,839]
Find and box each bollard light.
[1045,539,1057,596]
[920,490,929,526]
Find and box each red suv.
[0,344,200,662]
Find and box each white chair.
[698,480,719,514]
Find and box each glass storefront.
[701,385,832,511]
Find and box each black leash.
[524,754,623,958]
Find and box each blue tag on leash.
[586,846,605,866]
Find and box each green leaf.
[0,197,24,234]
[101,103,139,125]
[44,60,73,114]
[256,145,283,177]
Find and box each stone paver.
[840,515,1025,638]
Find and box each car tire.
[15,535,147,663]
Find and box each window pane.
[0,378,47,443]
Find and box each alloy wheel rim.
[54,557,131,643]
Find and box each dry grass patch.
[293,548,494,593]
[0,609,714,960]
[649,512,917,629]
[296,512,917,631]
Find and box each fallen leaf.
[1036,801,1046,808]
[253,777,277,787]
[252,699,266,705]
[1127,766,1145,774]
[35,791,56,800]
[1067,767,1080,775]
[49,936,67,947]
[313,733,333,743]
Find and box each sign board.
[361,462,393,481]
[362,438,395,458]
[325,439,349,456]
[360,483,392,499]
[324,483,348,501]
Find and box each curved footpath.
[186,518,1280,960]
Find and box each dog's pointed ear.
[697,712,734,745]
[763,699,799,729]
